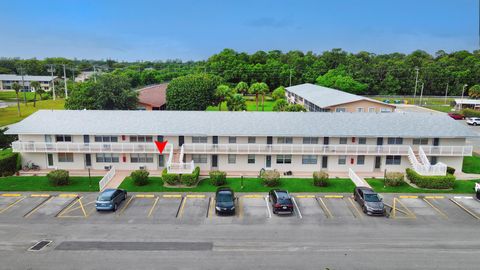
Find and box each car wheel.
[113,203,118,212]
[474,123,478,126]
[362,206,367,213]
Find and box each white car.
[466,117,480,126]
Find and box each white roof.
[454,99,480,105]
[286,83,395,109]
[6,110,476,138]
[0,74,55,82]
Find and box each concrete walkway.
[103,170,130,190]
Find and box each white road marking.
[264,196,272,218]
[292,197,302,219]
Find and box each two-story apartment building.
[7,110,475,176]
[0,74,55,91]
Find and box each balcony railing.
[182,143,473,156]
[11,141,473,157]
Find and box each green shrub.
[180,167,201,186]
[405,168,456,189]
[131,169,149,186]
[209,170,227,186]
[47,170,70,186]
[313,171,329,187]
[384,172,404,187]
[447,166,456,175]
[261,170,280,187]
[162,168,180,185]
[461,108,480,118]
[0,151,19,177]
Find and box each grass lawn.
[0,176,101,192]
[371,96,455,106]
[463,155,480,174]
[207,100,275,112]
[119,177,356,193]
[423,104,453,113]
[0,99,65,127]
[367,178,477,194]
[0,148,13,158]
[0,91,36,101]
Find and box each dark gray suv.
[353,187,385,216]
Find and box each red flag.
[154,141,168,154]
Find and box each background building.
[136,83,168,110]
[286,83,396,113]
[0,74,55,91]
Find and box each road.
[0,192,479,269]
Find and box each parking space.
[293,195,325,220]
[177,195,210,224]
[25,194,78,219]
[150,194,183,222]
[450,196,480,220]
[317,195,359,219]
[240,195,270,220]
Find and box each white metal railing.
[179,145,185,163]
[348,168,371,188]
[418,147,431,166]
[167,160,195,174]
[99,166,116,191]
[11,141,168,153]
[167,144,173,166]
[421,145,473,156]
[407,147,447,176]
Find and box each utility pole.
[419,83,425,106]
[70,66,76,82]
[289,69,292,86]
[63,64,68,98]
[47,65,56,100]
[93,66,97,83]
[413,67,419,105]
[444,83,449,105]
[460,84,468,110]
[18,67,27,105]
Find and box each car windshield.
[217,192,233,202]
[98,193,113,201]
[364,194,381,202]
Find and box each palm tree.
[226,94,247,111]
[258,83,269,111]
[12,83,21,116]
[30,81,41,107]
[214,84,231,111]
[234,81,249,95]
[248,82,266,111]
[468,85,480,99]
[36,88,45,101]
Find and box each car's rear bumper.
[274,208,294,214]
[96,205,114,211]
[216,209,235,215]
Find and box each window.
[357,155,365,165]
[357,108,364,113]
[130,136,153,142]
[338,155,346,165]
[387,137,403,145]
[191,154,208,163]
[303,137,318,144]
[386,155,401,165]
[368,107,376,113]
[413,138,429,145]
[248,137,256,143]
[228,154,236,164]
[94,136,118,142]
[130,153,154,163]
[430,156,438,165]
[58,153,73,162]
[277,137,293,144]
[302,155,317,164]
[247,154,255,164]
[336,108,346,112]
[55,135,72,142]
[276,155,292,164]
[359,137,367,144]
[228,137,237,143]
[381,108,392,113]
[159,155,164,167]
[191,136,208,143]
[95,153,119,163]
[322,156,328,168]
[339,137,347,144]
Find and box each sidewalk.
[103,170,130,190]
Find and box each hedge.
[405,168,456,189]
[47,170,70,186]
[261,170,280,187]
[461,108,480,118]
[447,166,456,175]
[162,168,180,185]
[0,151,19,177]
[180,167,201,186]
[313,171,329,187]
[384,172,404,187]
[209,170,227,186]
[131,169,149,186]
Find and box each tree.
[234,81,249,95]
[285,104,307,112]
[249,82,269,111]
[166,73,223,110]
[468,85,480,99]
[316,68,368,94]
[65,74,138,110]
[0,128,16,149]
[30,81,40,107]
[272,99,288,111]
[226,94,246,111]
[36,88,45,101]
[272,86,286,100]
[12,83,21,116]
[214,84,231,111]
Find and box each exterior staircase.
[407,146,447,176]
[166,144,195,174]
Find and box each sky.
[0,0,478,61]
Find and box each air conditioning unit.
[139,165,146,170]
[104,165,112,170]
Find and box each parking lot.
[1,192,479,225]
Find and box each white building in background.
[0,74,55,91]
[7,110,475,176]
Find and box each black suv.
[353,187,385,216]
[215,187,236,215]
[269,189,294,215]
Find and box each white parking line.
[292,197,302,219]
[264,196,272,218]
[454,196,474,200]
